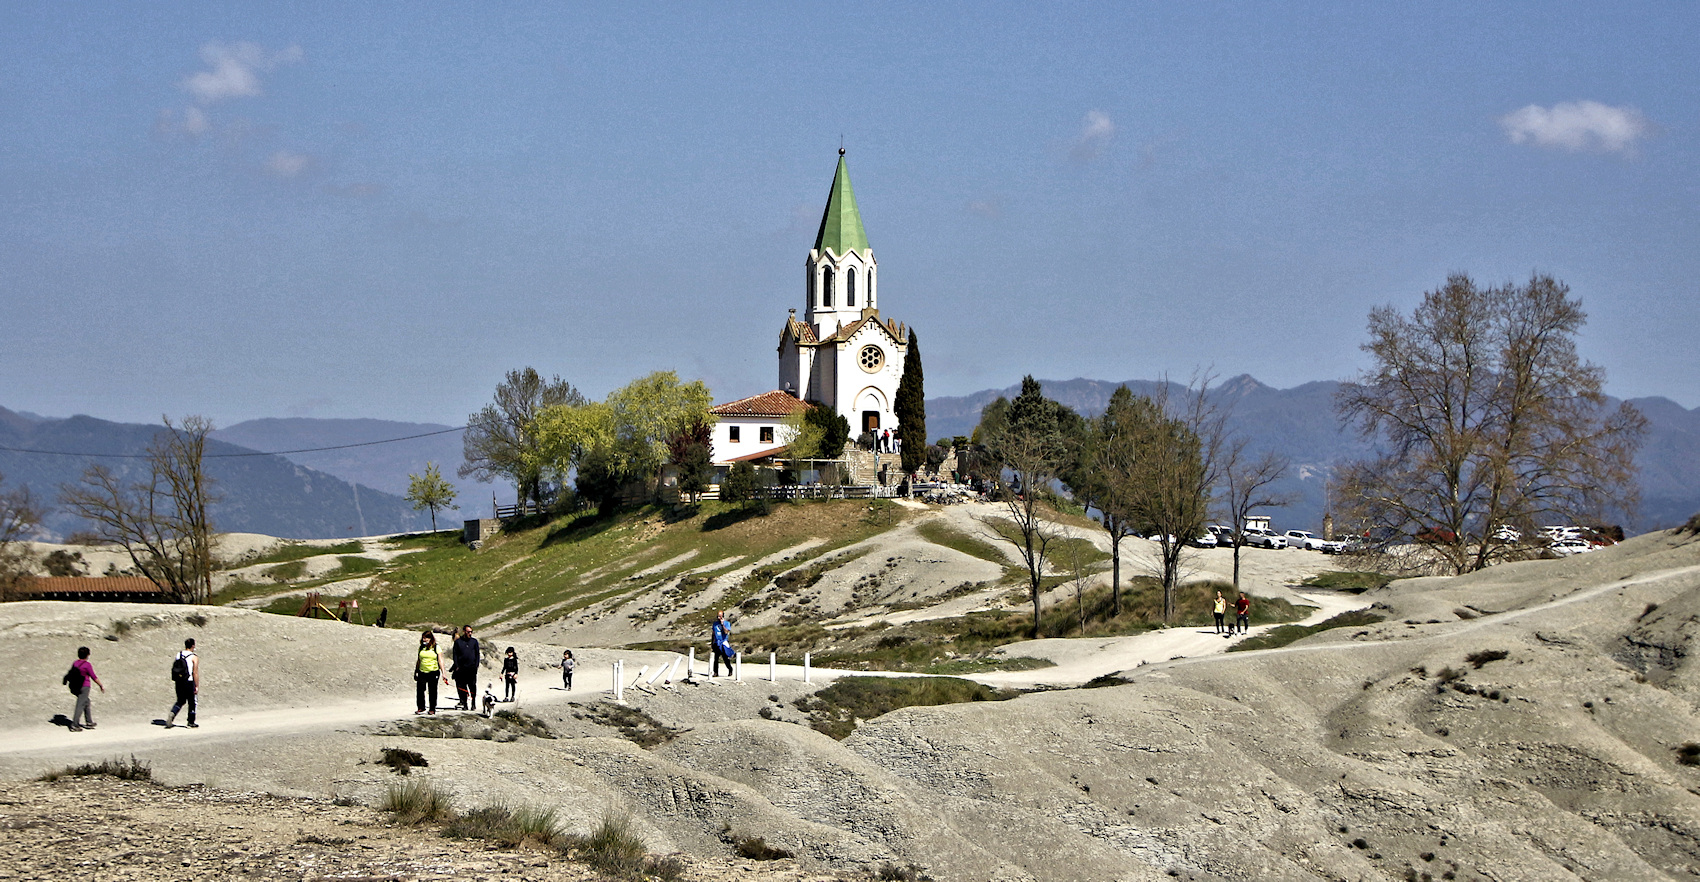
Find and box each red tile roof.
[724,444,790,462]
[21,576,163,595]
[710,390,810,417]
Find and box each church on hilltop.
[709,150,911,467]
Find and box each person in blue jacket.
[711,610,736,677]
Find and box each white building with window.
[709,150,911,467]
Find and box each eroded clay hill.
[3,528,1698,880]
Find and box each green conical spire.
[813,150,869,255]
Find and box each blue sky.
[3,2,1696,429]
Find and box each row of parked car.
[1180,526,1352,553]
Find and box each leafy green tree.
[976,377,1080,638]
[530,371,714,515]
[895,330,926,477]
[460,368,585,508]
[665,417,715,503]
[721,460,760,504]
[406,461,460,531]
[806,402,851,458]
[1063,386,1139,617]
[1336,273,1645,574]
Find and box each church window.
[807,269,814,308]
[867,267,875,305]
[846,267,857,307]
[760,426,775,444]
[729,426,740,443]
[858,345,884,373]
[822,268,834,307]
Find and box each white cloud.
[183,106,209,136]
[180,41,302,104]
[264,150,312,177]
[153,106,209,139]
[1499,100,1652,154]
[1071,110,1116,162]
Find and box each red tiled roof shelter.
[18,576,166,602]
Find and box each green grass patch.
[794,676,1019,739]
[914,520,1017,569]
[334,555,384,577]
[357,499,911,632]
[380,779,455,825]
[1299,571,1393,593]
[37,755,152,782]
[921,656,1055,675]
[263,560,308,582]
[562,814,682,882]
[1228,608,1384,652]
[230,540,363,569]
[698,577,1307,673]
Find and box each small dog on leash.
[481,685,498,718]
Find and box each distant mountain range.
[929,375,1700,533]
[211,418,490,516]
[0,407,427,541]
[8,376,1694,541]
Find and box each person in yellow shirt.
[414,630,448,715]
[1213,591,1227,635]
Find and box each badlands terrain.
[3,503,1699,880]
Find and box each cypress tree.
[895,329,926,475]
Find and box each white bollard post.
[803,651,811,684]
[628,665,649,693]
[735,651,743,683]
[613,660,623,702]
[646,662,668,686]
[665,656,683,687]
[687,647,696,680]
[768,651,776,682]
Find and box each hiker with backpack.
[63,646,104,732]
[166,638,199,729]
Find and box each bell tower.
[805,148,877,331]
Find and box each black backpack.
[170,654,190,683]
[64,665,85,695]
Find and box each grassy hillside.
[300,499,908,630]
[214,497,1312,671]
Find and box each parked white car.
[1207,525,1236,546]
[1551,538,1593,555]
[1242,527,1287,549]
[1188,531,1218,548]
[1489,525,1522,542]
[1283,530,1331,551]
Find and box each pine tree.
[895,330,926,476]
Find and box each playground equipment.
[297,592,364,625]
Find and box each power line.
[0,425,467,460]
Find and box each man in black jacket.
[450,625,480,711]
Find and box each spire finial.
[839,146,845,156]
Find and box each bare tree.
[460,368,585,508]
[1218,443,1291,590]
[976,377,1079,639]
[1102,380,1220,624]
[60,416,217,603]
[1336,273,1645,574]
[0,472,44,600]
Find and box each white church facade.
[710,151,910,467]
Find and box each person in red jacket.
[1235,593,1251,635]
